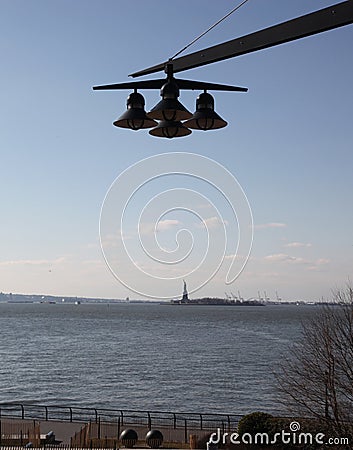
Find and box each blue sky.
[1,0,352,301]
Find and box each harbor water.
[0,302,318,415]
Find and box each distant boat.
[75,300,81,305]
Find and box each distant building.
[182,280,189,303]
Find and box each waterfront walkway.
[0,403,241,448]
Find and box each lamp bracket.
[129,0,353,78]
[93,78,247,92]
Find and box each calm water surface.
[0,303,319,415]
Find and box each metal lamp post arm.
[129,1,353,78]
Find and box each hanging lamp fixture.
[113,90,157,130]
[93,1,353,138]
[184,91,227,131]
[94,63,246,138]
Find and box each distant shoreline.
[0,292,335,306]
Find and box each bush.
[237,412,273,436]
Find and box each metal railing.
[0,447,108,450]
[0,403,241,433]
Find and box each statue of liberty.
[182,279,189,302]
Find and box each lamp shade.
[147,80,192,121]
[183,92,227,130]
[113,92,157,130]
[149,120,192,139]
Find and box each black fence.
[0,403,242,433]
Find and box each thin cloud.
[156,219,181,232]
[316,258,330,265]
[197,216,228,229]
[284,242,312,248]
[100,232,123,247]
[264,253,308,264]
[224,254,243,260]
[264,253,296,262]
[83,259,104,266]
[254,222,287,230]
[264,253,330,268]
[0,257,66,266]
[138,220,182,236]
[307,259,330,271]
[84,242,100,250]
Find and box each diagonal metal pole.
[130,1,353,77]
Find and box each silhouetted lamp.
[113,90,157,130]
[147,80,192,121]
[95,1,353,138]
[95,65,243,138]
[149,120,192,139]
[184,91,227,130]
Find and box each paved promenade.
[0,417,209,447]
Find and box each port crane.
[264,291,270,302]
[276,291,282,302]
